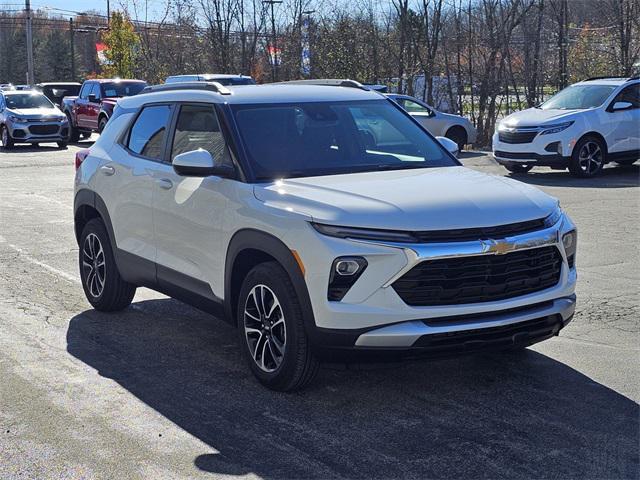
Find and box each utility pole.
[69,17,75,81]
[25,0,35,85]
[263,0,282,82]
[107,0,111,28]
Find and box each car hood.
[8,107,64,118]
[253,167,558,231]
[500,108,582,127]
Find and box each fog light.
[562,230,577,269]
[328,256,367,301]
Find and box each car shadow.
[4,143,66,153]
[506,163,639,188]
[66,299,639,479]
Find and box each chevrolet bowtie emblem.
[484,239,516,255]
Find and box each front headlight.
[8,115,27,123]
[540,121,574,135]
[562,230,577,268]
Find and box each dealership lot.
[0,143,638,478]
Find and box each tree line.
[0,0,638,145]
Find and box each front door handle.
[100,165,115,176]
[157,178,173,190]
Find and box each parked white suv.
[74,81,577,391]
[493,77,639,177]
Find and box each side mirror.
[436,136,459,158]
[87,94,97,103]
[172,149,234,177]
[611,101,633,111]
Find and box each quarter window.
[127,105,172,160]
[170,104,231,165]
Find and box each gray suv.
[0,90,69,149]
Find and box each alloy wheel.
[82,233,106,298]
[578,141,603,175]
[243,284,286,372]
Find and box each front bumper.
[294,212,577,356]
[8,121,68,143]
[492,131,573,167]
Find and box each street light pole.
[69,17,75,81]
[25,0,35,85]
[263,0,282,82]
[107,0,111,28]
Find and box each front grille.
[29,124,59,135]
[392,246,562,306]
[412,315,562,352]
[413,217,547,243]
[499,131,538,144]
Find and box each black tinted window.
[171,104,231,164]
[127,105,171,160]
[614,84,640,108]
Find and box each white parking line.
[0,235,80,284]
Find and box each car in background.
[0,83,15,91]
[386,93,477,150]
[62,78,147,141]
[15,85,32,90]
[165,74,256,86]
[493,76,639,177]
[36,82,82,107]
[0,89,68,149]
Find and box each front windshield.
[101,82,147,97]
[5,93,55,109]
[541,85,616,110]
[232,100,455,181]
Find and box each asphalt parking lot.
[0,141,638,479]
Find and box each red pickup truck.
[62,79,147,141]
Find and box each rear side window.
[127,105,172,160]
[170,104,231,165]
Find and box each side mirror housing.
[436,136,459,158]
[611,101,633,111]
[87,94,97,103]
[172,149,234,177]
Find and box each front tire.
[237,261,319,391]
[1,126,14,149]
[79,218,136,311]
[569,136,606,177]
[66,113,80,143]
[504,163,533,174]
[57,141,68,149]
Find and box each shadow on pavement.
[2,139,95,153]
[67,299,639,479]
[506,163,639,189]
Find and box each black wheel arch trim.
[224,229,317,337]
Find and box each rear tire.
[237,261,319,391]
[569,136,606,177]
[98,116,108,134]
[445,126,468,151]
[57,141,68,149]
[79,218,136,311]
[504,163,533,174]
[1,125,14,149]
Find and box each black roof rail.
[584,76,638,81]
[141,81,232,95]
[276,79,371,91]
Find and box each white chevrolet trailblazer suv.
[493,77,639,177]
[74,80,577,391]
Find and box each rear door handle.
[157,178,173,190]
[100,165,115,176]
